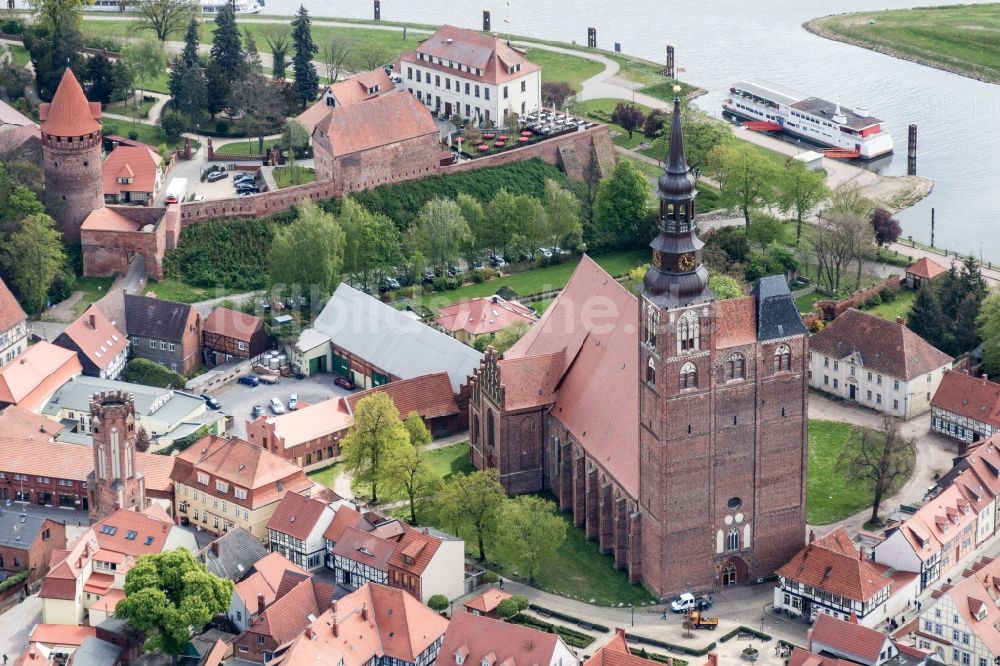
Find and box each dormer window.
[456,655,464,666]
[359,546,373,556]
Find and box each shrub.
[865,293,882,308]
[0,18,25,35]
[497,598,521,620]
[215,121,229,133]
[482,267,496,281]
[163,217,276,290]
[471,269,485,283]
[810,319,826,333]
[0,569,29,595]
[427,594,449,612]
[124,358,187,389]
[880,286,898,303]
[511,595,529,611]
[744,258,768,283]
[496,285,518,300]
[399,286,417,299]
[158,109,187,141]
[483,572,500,585]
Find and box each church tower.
[88,391,145,522]
[40,69,103,243]
[637,87,808,595]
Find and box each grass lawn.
[105,97,157,120]
[486,493,655,606]
[424,442,475,481]
[795,291,825,314]
[144,278,228,304]
[273,165,316,188]
[72,277,115,318]
[621,156,723,212]
[415,249,647,312]
[807,419,914,525]
[530,297,556,314]
[307,460,345,489]
[101,120,191,152]
[215,137,281,156]
[4,44,30,68]
[577,98,655,149]
[811,5,1000,83]
[525,48,603,91]
[862,289,916,323]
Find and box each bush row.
[528,603,611,633]
[0,569,29,595]
[508,614,595,648]
[123,358,187,390]
[624,633,717,658]
[718,626,773,643]
[629,648,688,666]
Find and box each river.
[260,0,1000,260]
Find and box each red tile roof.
[0,341,82,409]
[585,630,661,666]
[935,555,1000,655]
[808,613,892,664]
[80,207,144,232]
[505,255,639,496]
[907,257,947,280]
[440,611,562,666]
[245,577,330,647]
[29,624,97,647]
[0,276,26,334]
[387,526,442,577]
[434,297,537,337]
[266,492,332,542]
[56,306,128,371]
[932,370,1000,428]
[496,351,563,412]
[323,504,374,543]
[464,588,511,614]
[400,25,540,86]
[715,296,757,348]
[346,372,460,421]
[330,68,395,106]
[332,526,396,570]
[314,93,438,157]
[777,527,892,603]
[892,483,978,561]
[810,308,953,381]
[92,508,176,557]
[102,145,162,196]
[39,69,101,136]
[234,551,308,610]
[0,406,56,441]
[203,307,263,344]
[787,647,854,666]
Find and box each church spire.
[639,86,713,309]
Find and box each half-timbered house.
[202,307,267,367]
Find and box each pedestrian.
[660,609,667,620]
[499,578,505,590]
[4,653,8,664]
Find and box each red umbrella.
[521,130,532,137]
[518,136,529,143]
[495,140,505,147]
[498,135,509,141]
[478,144,489,152]
[483,133,495,139]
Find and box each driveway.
[0,593,40,661]
[211,372,353,438]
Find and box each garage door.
[372,371,389,387]
[309,356,327,375]
[333,354,350,378]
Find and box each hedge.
[0,570,29,595]
[624,633,717,658]
[163,217,277,290]
[154,424,212,456]
[528,604,611,633]
[508,614,595,648]
[718,626,773,643]
[124,358,187,389]
[629,648,688,666]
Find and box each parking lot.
[210,372,354,438]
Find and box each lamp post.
[629,603,634,627]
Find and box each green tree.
[495,495,566,583]
[135,425,151,453]
[122,38,166,115]
[210,3,243,83]
[22,0,85,101]
[651,108,733,172]
[708,274,741,300]
[268,199,345,298]
[340,199,401,292]
[746,212,783,251]
[961,255,989,304]
[341,392,410,504]
[1,185,45,223]
[778,159,829,240]
[440,469,506,561]
[456,192,486,265]
[180,17,200,68]
[385,443,440,524]
[264,27,290,81]
[168,56,207,122]
[514,194,547,259]
[610,102,645,139]
[403,411,432,447]
[134,0,194,42]
[978,292,1000,376]
[28,0,83,32]
[158,108,187,140]
[907,284,945,349]
[839,415,913,525]
[485,189,519,259]
[2,212,64,314]
[407,197,471,274]
[542,179,582,250]
[427,594,449,612]
[593,159,649,248]
[117,548,233,664]
[84,53,117,104]
[282,119,311,155]
[708,142,780,226]
[490,321,530,355]
[955,293,982,353]
[205,59,231,118]
[291,5,319,108]
[496,598,520,620]
[229,72,285,152]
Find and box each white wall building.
[0,277,27,366]
[399,24,541,127]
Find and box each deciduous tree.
[268,199,345,298]
[341,392,410,504]
[439,469,506,561]
[514,194,547,259]
[610,102,645,139]
[778,160,828,240]
[263,27,290,80]
[354,42,390,71]
[540,80,574,110]
[291,5,318,108]
[385,442,440,524]
[427,594,449,612]
[117,548,233,663]
[456,193,486,266]
[643,108,668,138]
[134,0,194,42]
[484,189,519,260]
[870,207,901,248]
[321,35,354,83]
[978,292,1000,376]
[839,416,913,525]
[708,274,741,300]
[542,179,582,251]
[339,198,401,292]
[592,159,649,248]
[122,38,166,112]
[407,197,471,275]
[135,425,151,453]
[495,495,566,582]
[403,411,431,447]
[2,212,63,314]
[708,142,780,226]
[746,212,783,251]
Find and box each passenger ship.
[722,79,893,159]
[87,0,261,13]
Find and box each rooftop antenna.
[504,0,510,45]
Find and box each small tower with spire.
[39,68,104,244]
[87,391,145,521]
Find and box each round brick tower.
[40,69,104,244]
[87,390,145,522]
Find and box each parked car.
[251,404,265,418]
[234,172,255,183]
[238,374,260,387]
[207,171,229,183]
[288,394,298,410]
[390,74,402,83]
[201,394,222,410]
[670,593,712,613]
[422,271,435,284]
[269,397,286,415]
[488,255,507,268]
[381,277,400,291]
[539,248,553,258]
[334,376,356,390]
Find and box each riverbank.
[805,5,1000,85]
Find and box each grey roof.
[68,636,122,666]
[752,275,808,342]
[0,509,52,549]
[197,526,269,581]
[312,283,483,392]
[124,293,194,342]
[41,376,205,427]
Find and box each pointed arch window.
[646,356,656,385]
[644,303,659,348]
[774,344,792,373]
[680,362,697,390]
[727,528,740,552]
[677,311,700,353]
[725,353,745,381]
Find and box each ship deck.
[790,97,882,130]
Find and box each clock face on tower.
[678,252,696,271]
[652,250,664,269]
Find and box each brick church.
[468,93,810,597]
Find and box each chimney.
[211,541,219,557]
[808,530,816,543]
[896,316,905,325]
[88,313,96,329]
[983,374,989,385]
[257,593,265,615]
[492,295,499,304]
[331,600,337,613]
[361,603,368,622]
[331,616,339,638]
[614,627,626,639]
[705,654,718,666]
[305,626,315,640]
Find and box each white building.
[266,491,335,571]
[398,24,541,126]
[808,308,953,418]
[0,277,27,366]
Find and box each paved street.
[0,593,40,661]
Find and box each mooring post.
[908,124,917,175]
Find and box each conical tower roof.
[40,69,101,137]
[657,95,696,202]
